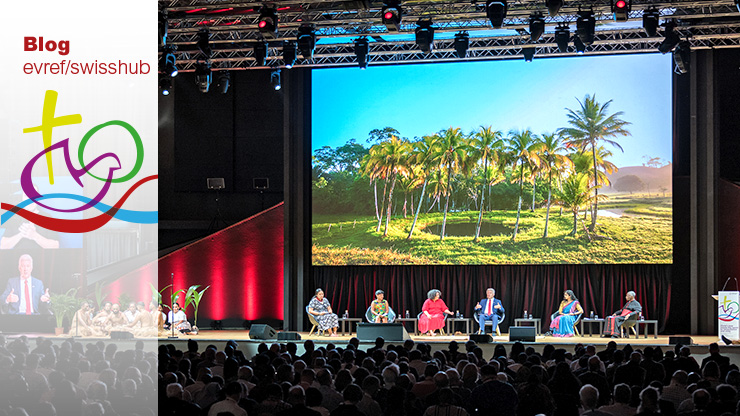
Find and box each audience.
[152,335,740,416]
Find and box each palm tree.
[362,136,411,236]
[407,135,440,239]
[569,147,618,221]
[540,133,573,238]
[470,126,504,242]
[506,129,542,241]
[360,145,388,231]
[378,136,411,236]
[434,127,469,241]
[555,172,593,237]
[558,94,631,232]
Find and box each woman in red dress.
[418,289,453,336]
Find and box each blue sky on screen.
[312,53,672,168]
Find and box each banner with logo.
[718,291,740,341]
[0,2,157,412]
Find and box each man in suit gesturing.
[474,288,504,334]
[2,254,50,314]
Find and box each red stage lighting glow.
[186,8,207,13]
[258,21,267,28]
[384,11,394,19]
[616,1,626,8]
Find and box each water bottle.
[344,310,348,319]
[524,310,528,319]
[590,311,594,319]
[640,313,644,321]
[405,310,410,319]
[456,310,460,319]
[529,314,533,319]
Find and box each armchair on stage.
[619,311,640,338]
[418,311,447,335]
[550,310,582,336]
[306,305,325,336]
[474,308,505,336]
[365,307,397,323]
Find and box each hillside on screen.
[311,54,673,265]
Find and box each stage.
[157,329,739,364]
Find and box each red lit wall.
[157,203,284,323]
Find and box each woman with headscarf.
[308,288,339,336]
[369,290,391,323]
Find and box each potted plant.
[48,288,79,335]
[184,285,210,333]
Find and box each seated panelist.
[369,290,390,323]
[474,288,504,334]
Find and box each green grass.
[312,194,673,265]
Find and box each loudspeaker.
[250,324,277,339]
[110,331,134,340]
[669,336,693,345]
[278,331,302,341]
[357,323,410,341]
[469,333,493,343]
[509,326,536,342]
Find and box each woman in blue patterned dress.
[549,290,584,337]
[308,288,339,336]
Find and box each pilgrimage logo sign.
[1,90,157,233]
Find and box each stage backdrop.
[158,204,284,327]
[310,264,673,333]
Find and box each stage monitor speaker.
[357,323,410,342]
[278,332,302,341]
[509,326,536,342]
[470,333,493,343]
[110,331,134,340]
[669,336,693,345]
[250,324,277,340]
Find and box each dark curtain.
[309,264,673,333]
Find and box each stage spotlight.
[217,71,230,94]
[297,25,316,59]
[673,40,690,74]
[643,7,660,37]
[658,20,680,53]
[545,0,564,16]
[736,0,740,13]
[354,37,369,69]
[454,31,469,58]
[253,41,268,66]
[415,19,434,53]
[163,49,178,77]
[529,12,545,42]
[283,41,297,68]
[197,28,212,58]
[194,62,212,93]
[486,0,508,28]
[271,69,282,90]
[159,76,171,96]
[574,34,587,53]
[576,10,595,45]
[522,46,536,62]
[612,0,630,22]
[258,6,278,39]
[382,0,403,32]
[554,24,570,53]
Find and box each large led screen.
[312,54,673,265]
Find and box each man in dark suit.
[474,288,504,334]
[2,254,50,314]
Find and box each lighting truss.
[161,0,740,69]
